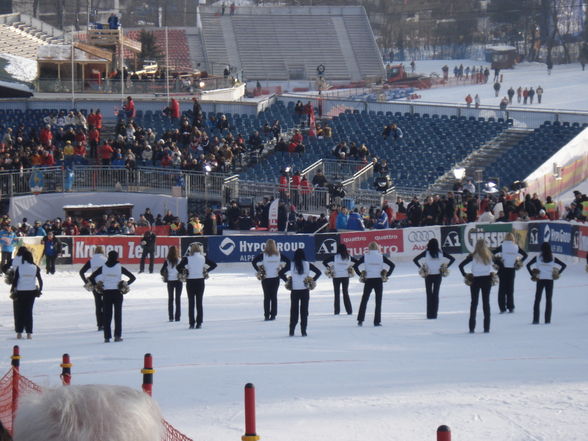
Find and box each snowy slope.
[1,261,587,441]
[410,60,588,112]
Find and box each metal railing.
[34,77,236,95]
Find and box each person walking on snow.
[536,86,543,104]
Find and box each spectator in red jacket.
[99,140,114,165]
[123,96,136,119]
[41,150,55,166]
[39,124,53,147]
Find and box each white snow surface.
[1,260,587,441]
[0,53,37,83]
[410,59,588,112]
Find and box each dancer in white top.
[413,238,455,319]
[252,239,290,321]
[526,242,566,324]
[492,232,528,313]
[11,249,43,340]
[459,239,495,333]
[177,243,217,329]
[79,245,107,330]
[322,243,357,315]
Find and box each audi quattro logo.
[408,230,437,242]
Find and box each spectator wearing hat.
[29,221,47,237]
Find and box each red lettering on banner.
[339,230,404,256]
[579,226,588,258]
[73,236,181,264]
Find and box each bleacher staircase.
[428,128,533,193]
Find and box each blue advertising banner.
[207,235,316,263]
[528,222,574,256]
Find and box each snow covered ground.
[0,53,37,83]
[1,260,587,441]
[411,59,588,112]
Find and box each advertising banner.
[339,229,403,257]
[440,225,465,254]
[403,226,441,255]
[314,234,340,261]
[180,236,208,257]
[576,225,588,258]
[72,236,180,264]
[462,223,513,253]
[206,235,315,263]
[56,236,73,265]
[526,222,574,256]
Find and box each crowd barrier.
[19,221,588,266]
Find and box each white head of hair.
[13,385,164,441]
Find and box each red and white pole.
[241,383,260,441]
[141,353,154,396]
[11,345,21,428]
[60,353,72,385]
[437,425,451,441]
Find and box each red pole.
[437,424,451,441]
[242,383,260,441]
[60,354,72,385]
[11,345,21,429]
[141,353,154,396]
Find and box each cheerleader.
[353,241,395,327]
[279,248,321,336]
[412,238,455,319]
[251,239,290,321]
[177,243,217,329]
[321,243,356,315]
[11,250,43,340]
[459,239,495,333]
[526,242,566,324]
[89,251,136,343]
[492,232,528,313]
[160,246,183,322]
[79,245,107,330]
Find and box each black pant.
[45,254,57,274]
[14,291,36,334]
[93,291,103,328]
[262,277,279,319]
[357,278,383,325]
[167,280,183,321]
[497,268,516,312]
[1,251,12,270]
[469,276,492,332]
[533,280,554,323]
[424,274,442,319]
[140,248,154,273]
[333,277,352,315]
[290,289,309,334]
[186,279,205,326]
[102,289,123,339]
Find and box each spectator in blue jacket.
[41,231,61,274]
[336,207,349,231]
[0,225,17,270]
[347,208,365,231]
[29,221,47,237]
[374,209,389,229]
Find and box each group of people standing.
[6,235,577,342]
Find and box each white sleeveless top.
[91,253,107,272]
[166,260,179,281]
[500,241,519,268]
[262,253,282,278]
[186,254,206,280]
[535,256,556,280]
[364,250,384,279]
[333,254,352,278]
[17,263,37,291]
[424,251,444,275]
[471,257,494,277]
[291,261,310,290]
[102,263,122,290]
